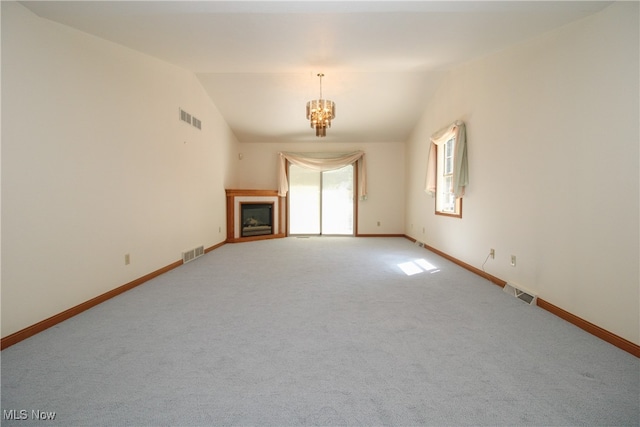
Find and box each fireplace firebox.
[241,203,273,237]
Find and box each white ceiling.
[21,1,612,143]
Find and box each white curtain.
[425,121,468,198]
[278,151,367,200]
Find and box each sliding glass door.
[321,165,354,235]
[289,165,321,235]
[289,164,354,235]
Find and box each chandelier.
[306,73,335,137]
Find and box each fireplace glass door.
[240,203,273,237]
[288,164,354,235]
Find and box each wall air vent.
[179,108,202,130]
[182,245,205,264]
[503,282,537,305]
[179,108,192,125]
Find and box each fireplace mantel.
[225,189,286,243]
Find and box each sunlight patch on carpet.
[398,258,438,276]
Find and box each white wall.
[234,142,405,235]
[405,2,639,344]
[1,3,238,338]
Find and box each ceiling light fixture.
[306,73,335,137]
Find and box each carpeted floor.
[2,237,638,426]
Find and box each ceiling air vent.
[192,117,202,130]
[503,282,537,305]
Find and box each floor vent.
[182,245,205,264]
[503,283,537,305]
[194,245,204,257]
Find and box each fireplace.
[241,203,273,237]
[225,189,285,243]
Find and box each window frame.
[435,137,463,218]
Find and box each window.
[436,137,462,217]
[425,121,467,218]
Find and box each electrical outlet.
[511,255,516,266]
[377,221,381,226]
[124,253,130,265]
[490,249,495,259]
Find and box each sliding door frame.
[286,160,358,236]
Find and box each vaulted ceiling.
[22,1,612,143]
